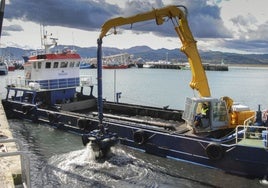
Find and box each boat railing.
[235,124,268,148]
[6,75,93,91]
[28,48,77,57]
[28,49,48,57]
[0,138,31,188]
[6,76,29,88]
[243,114,256,126]
[80,75,94,87]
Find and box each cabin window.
[45,62,51,69]
[37,62,42,69]
[69,62,75,67]
[54,62,59,68]
[60,62,68,68]
[33,62,37,69]
[212,101,228,122]
[75,62,80,67]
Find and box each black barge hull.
[2,99,268,179]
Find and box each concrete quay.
[142,63,229,71]
[0,101,29,187]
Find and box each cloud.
[5,0,121,30]
[230,14,257,27]
[223,13,268,53]
[1,24,23,36]
[123,0,164,16]
[3,24,23,31]
[230,14,268,41]
[1,30,10,36]
[250,22,268,41]
[216,37,268,54]
[3,0,267,53]
[230,14,258,34]
[121,0,232,38]
[5,0,231,39]
[175,0,232,38]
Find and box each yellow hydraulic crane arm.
[98,5,211,97]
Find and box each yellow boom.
[99,5,211,97]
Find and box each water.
[82,67,268,110]
[2,67,268,187]
[2,67,268,110]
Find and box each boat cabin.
[183,97,229,131]
[5,48,94,108]
[182,97,255,133]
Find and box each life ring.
[77,118,89,130]
[22,105,38,122]
[77,118,95,131]
[133,130,147,145]
[48,113,58,124]
[205,143,224,160]
[22,105,36,115]
[22,105,31,114]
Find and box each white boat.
[143,62,155,68]
[0,61,8,75]
[5,29,96,111]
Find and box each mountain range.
[1,45,268,65]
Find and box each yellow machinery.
[97,5,255,133]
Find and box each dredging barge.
[2,5,268,179]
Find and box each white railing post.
[0,138,31,188]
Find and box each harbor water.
[1,67,268,187]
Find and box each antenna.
[40,24,43,48]
[39,26,58,53]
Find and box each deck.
[236,126,268,149]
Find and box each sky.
[1,0,268,54]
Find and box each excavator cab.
[182,97,230,132]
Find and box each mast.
[97,38,104,133]
[40,25,58,53]
[0,0,5,39]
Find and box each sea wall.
[0,102,23,187]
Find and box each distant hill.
[1,45,268,65]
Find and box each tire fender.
[77,118,88,129]
[133,130,147,145]
[48,113,58,124]
[205,143,224,160]
[22,105,31,114]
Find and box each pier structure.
[202,63,228,71]
[0,101,31,187]
[151,63,181,69]
[147,63,228,71]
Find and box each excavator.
[95,5,255,135]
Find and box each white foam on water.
[47,145,165,187]
[81,142,96,162]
